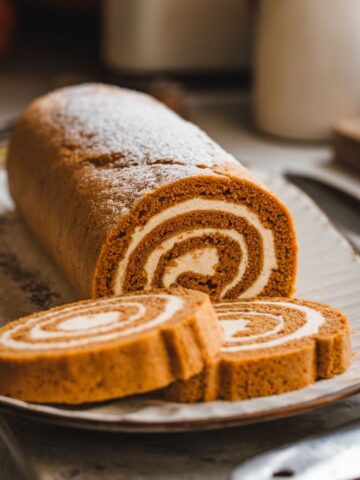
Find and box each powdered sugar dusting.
[36,84,236,168]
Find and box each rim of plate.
[0,382,360,433]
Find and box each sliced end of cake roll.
[95,166,297,301]
[162,298,351,402]
[0,288,223,404]
[7,84,297,300]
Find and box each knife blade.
[230,420,360,480]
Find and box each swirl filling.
[162,298,351,402]
[215,301,325,351]
[0,293,183,351]
[112,198,278,299]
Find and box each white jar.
[102,0,251,73]
[254,0,360,140]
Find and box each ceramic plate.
[0,152,359,432]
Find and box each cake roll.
[7,84,297,300]
[0,288,223,404]
[162,298,351,402]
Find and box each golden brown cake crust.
[0,288,223,404]
[7,84,297,300]
[161,298,352,402]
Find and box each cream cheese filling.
[161,246,219,287]
[0,294,183,351]
[215,301,325,351]
[114,198,277,298]
[144,228,248,295]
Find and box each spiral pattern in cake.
[7,84,297,300]
[109,197,281,300]
[162,298,351,402]
[0,288,223,404]
[216,300,325,351]
[0,294,184,351]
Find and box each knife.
[230,419,360,480]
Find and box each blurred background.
[0,0,254,120]
[0,3,359,477]
[2,0,360,138]
[0,0,359,246]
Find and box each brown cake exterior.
[162,298,351,402]
[7,84,297,300]
[0,288,223,404]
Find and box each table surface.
[0,74,360,479]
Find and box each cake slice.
[162,298,351,402]
[0,288,223,404]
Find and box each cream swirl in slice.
[215,301,325,352]
[162,298,350,402]
[0,293,183,351]
[114,198,277,299]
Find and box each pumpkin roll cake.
[0,288,223,404]
[162,298,351,402]
[7,84,297,300]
